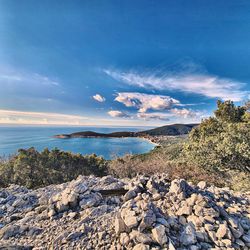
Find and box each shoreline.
[0,135,159,159]
[54,133,161,149]
[136,135,161,147]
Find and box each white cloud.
[0,109,138,126]
[115,92,180,113]
[104,69,249,101]
[0,109,89,125]
[93,94,106,102]
[137,108,201,121]
[170,108,198,118]
[107,110,130,118]
[137,112,171,121]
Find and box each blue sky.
[0,0,250,126]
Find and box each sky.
[0,0,250,127]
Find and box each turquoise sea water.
[0,126,155,159]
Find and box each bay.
[0,126,155,159]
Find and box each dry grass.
[108,137,250,192]
[108,154,227,188]
[227,170,250,192]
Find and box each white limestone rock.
[151,224,168,246]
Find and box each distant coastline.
[53,131,162,148]
[53,123,198,147]
[54,123,197,138]
[53,131,136,139]
[0,126,157,159]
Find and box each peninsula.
[53,123,198,139]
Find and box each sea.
[0,126,155,159]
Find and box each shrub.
[184,100,250,172]
[0,147,107,189]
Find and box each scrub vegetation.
[0,148,107,189]
[0,100,249,191]
[109,100,250,191]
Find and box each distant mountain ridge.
[54,124,198,138]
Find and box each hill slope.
[138,123,198,136]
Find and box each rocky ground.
[0,174,249,250]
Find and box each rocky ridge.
[0,174,249,249]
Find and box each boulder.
[242,233,250,243]
[27,227,43,236]
[79,192,102,209]
[121,209,139,229]
[130,230,153,244]
[71,182,88,194]
[61,190,78,207]
[156,217,169,227]
[151,224,168,246]
[187,215,203,228]
[176,203,192,216]
[132,243,150,250]
[168,238,176,250]
[216,222,230,239]
[124,190,137,201]
[120,232,130,246]
[68,211,78,219]
[139,209,156,231]
[66,232,83,241]
[55,201,68,212]
[197,181,207,189]
[169,179,192,198]
[230,224,244,239]
[114,214,128,234]
[12,198,26,207]
[180,223,197,246]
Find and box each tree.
[184,100,250,172]
[245,100,250,111]
[214,100,246,123]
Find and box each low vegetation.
[108,136,228,188]
[0,100,249,191]
[184,100,250,172]
[0,148,107,189]
[109,100,250,191]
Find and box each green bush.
[184,100,250,172]
[0,147,107,189]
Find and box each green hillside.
[139,123,198,136]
